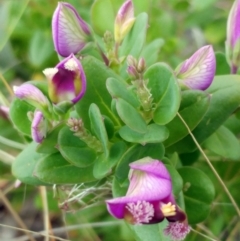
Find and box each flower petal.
[52,2,90,57]
[44,54,86,104]
[176,45,216,90]
[13,83,49,107]
[31,111,47,143]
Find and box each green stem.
[0,135,26,150]
[0,149,15,165]
[177,112,240,217]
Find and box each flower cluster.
[106,158,190,240]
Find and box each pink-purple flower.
[43,54,86,104]
[13,83,50,108]
[175,45,216,90]
[31,110,47,143]
[114,0,135,44]
[106,157,190,240]
[52,2,91,57]
[226,0,240,73]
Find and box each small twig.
[0,223,71,241]
[0,72,14,96]
[10,221,122,241]
[0,189,36,241]
[40,186,52,241]
[197,224,219,240]
[191,227,219,241]
[219,216,239,240]
[226,220,240,241]
[177,112,240,217]
[0,135,26,150]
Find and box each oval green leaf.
[93,141,127,179]
[116,98,147,133]
[168,75,240,153]
[58,127,96,167]
[75,56,121,129]
[35,152,96,184]
[144,63,181,125]
[10,99,35,136]
[204,125,240,160]
[12,142,48,186]
[164,90,210,147]
[106,77,140,108]
[178,167,215,224]
[89,103,109,156]
[119,124,169,144]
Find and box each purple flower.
[175,45,216,90]
[13,84,49,107]
[52,2,91,57]
[43,54,86,104]
[114,0,135,44]
[31,111,47,143]
[226,0,240,73]
[106,157,190,240]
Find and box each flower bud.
[137,57,146,73]
[43,54,86,105]
[175,45,216,90]
[52,2,91,57]
[13,84,50,109]
[31,111,47,143]
[226,0,240,73]
[114,0,135,44]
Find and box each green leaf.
[119,124,169,144]
[35,152,96,184]
[204,126,240,160]
[129,224,162,241]
[103,115,115,139]
[116,98,147,133]
[89,104,109,156]
[178,167,215,224]
[141,39,165,67]
[29,30,53,68]
[129,221,172,241]
[75,56,121,129]
[115,143,165,183]
[168,75,240,153]
[215,52,230,75]
[93,142,127,179]
[119,13,148,58]
[144,63,181,125]
[58,127,96,167]
[36,123,64,154]
[9,98,35,136]
[112,177,128,197]
[106,77,140,108]
[91,0,120,35]
[12,142,48,186]
[164,90,210,147]
[165,165,183,197]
